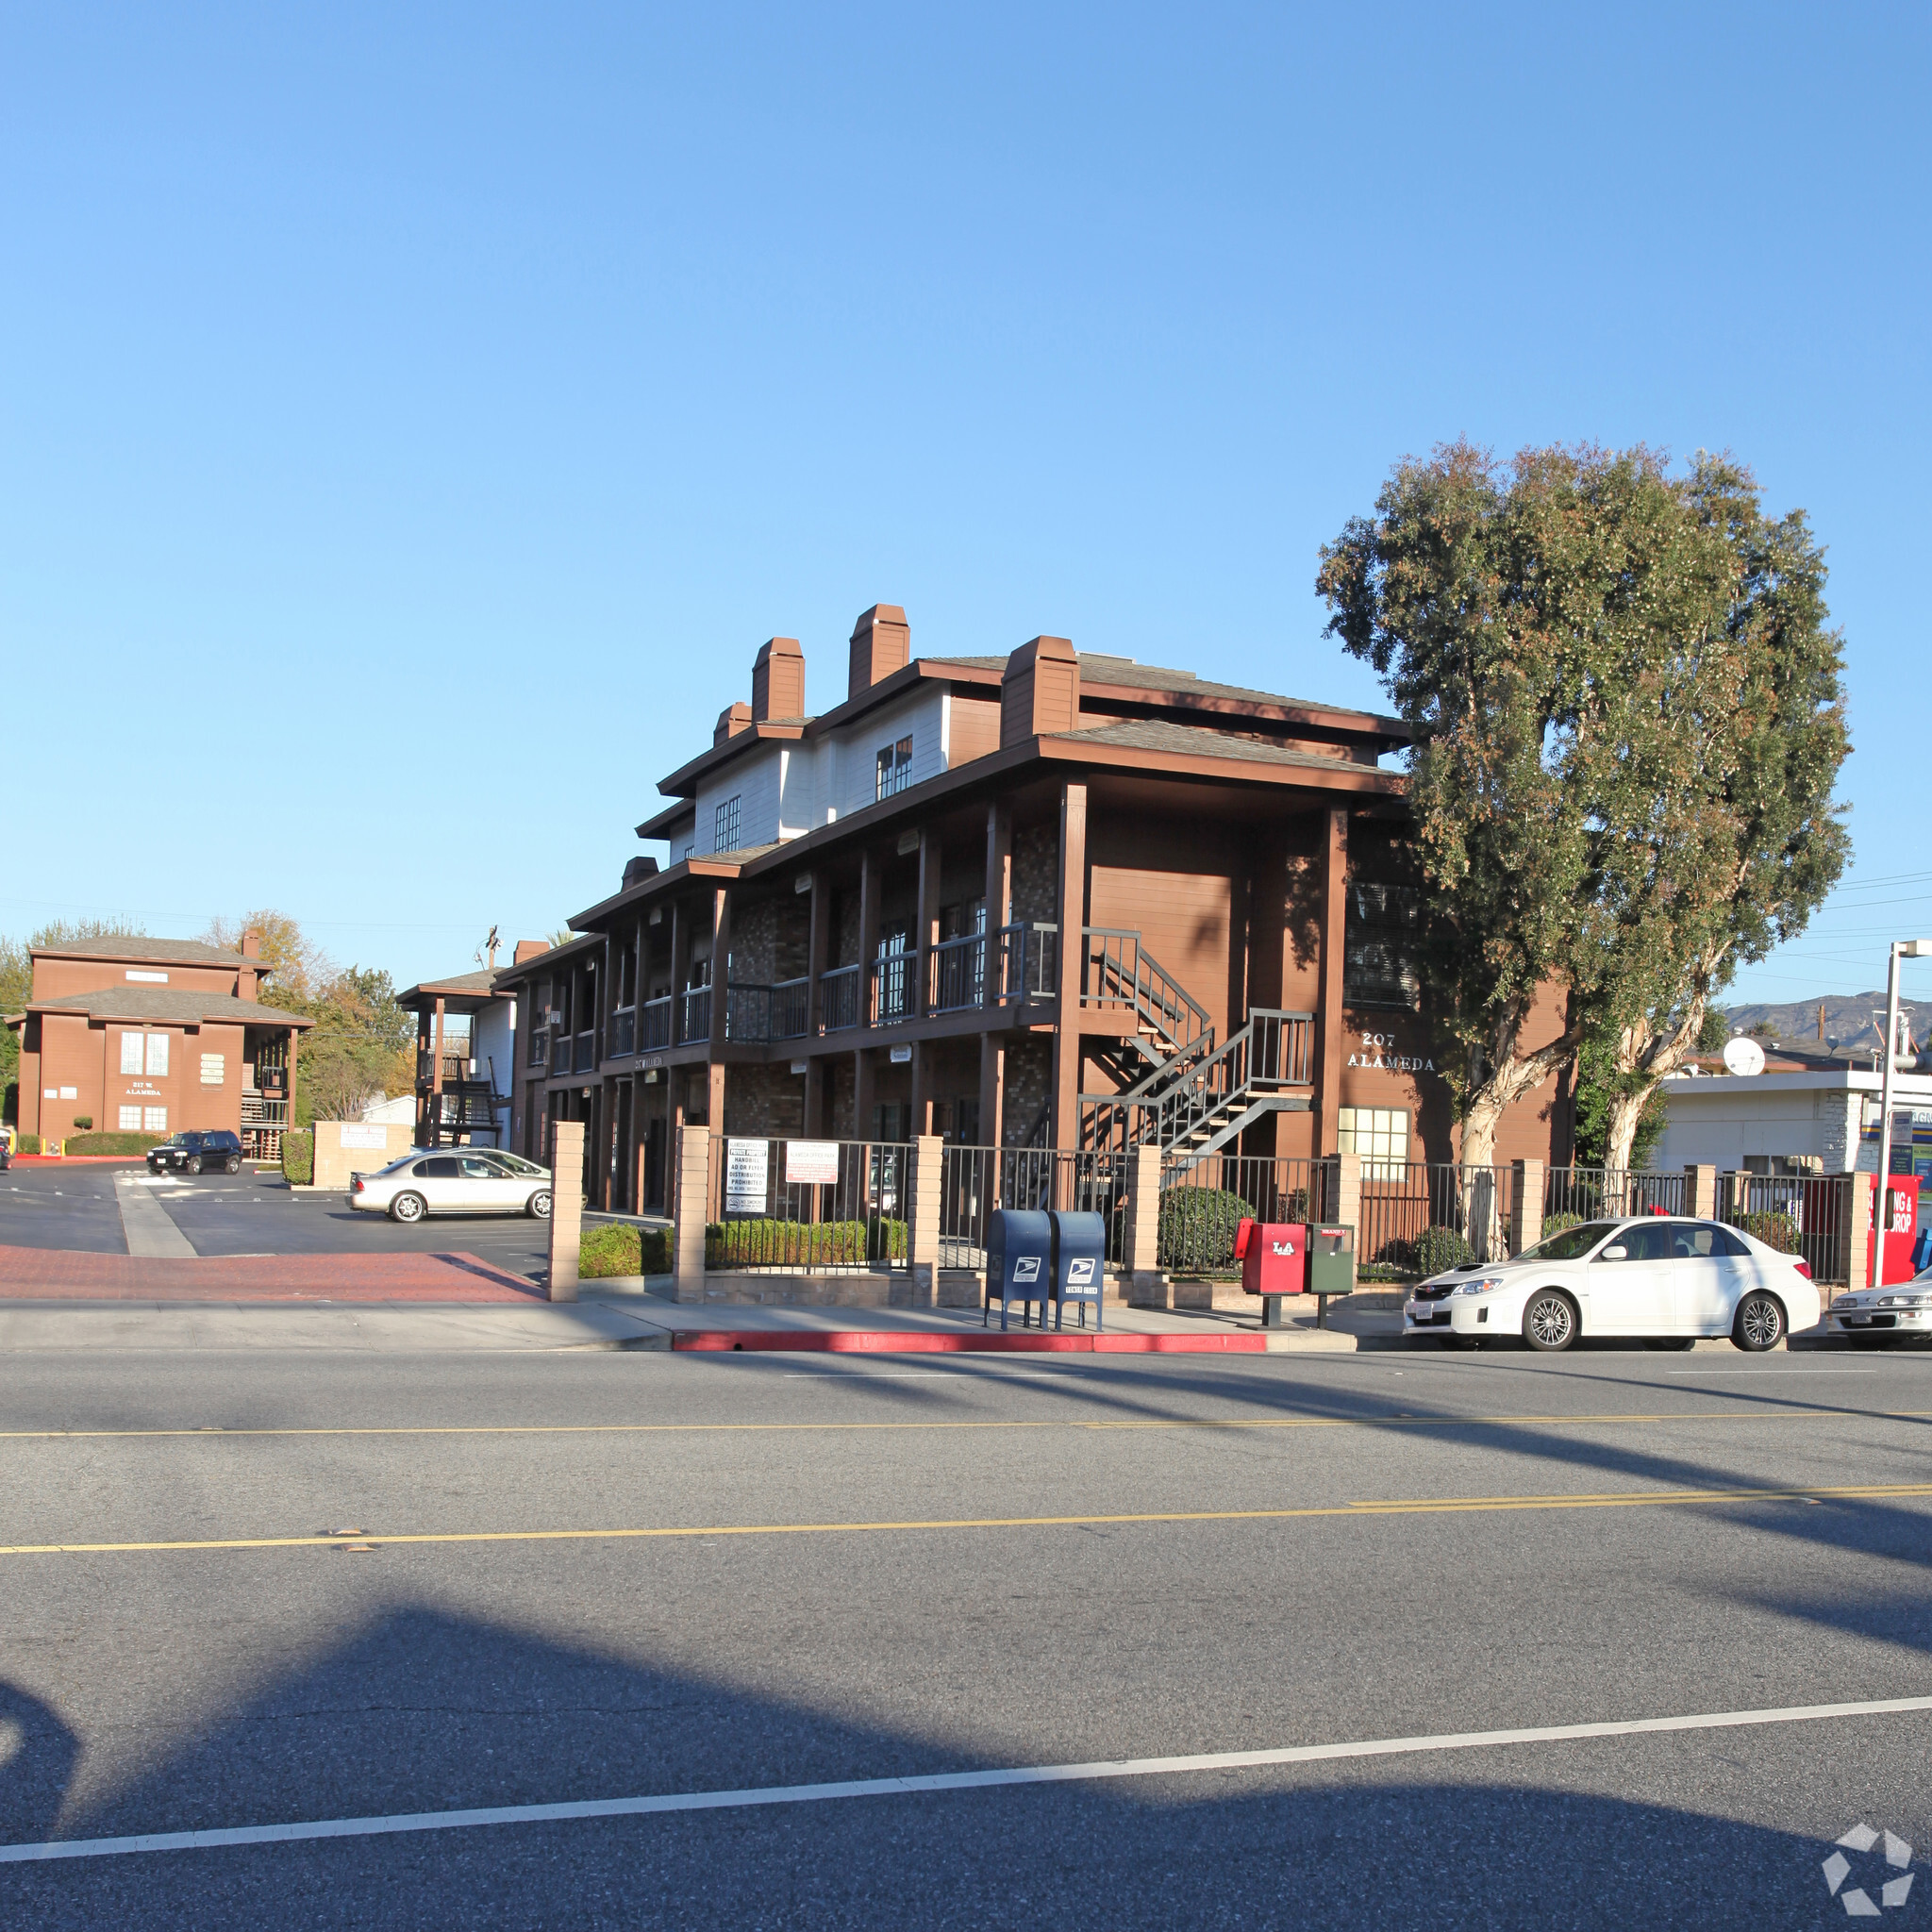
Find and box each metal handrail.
[640,995,672,1052]
[927,932,986,1013]
[871,949,914,1025]
[818,963,861,1034]
[679,987,711,1045]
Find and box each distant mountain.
[1719,992,1932,1058]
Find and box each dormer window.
[875,736,913,800]
[714,795,741,852]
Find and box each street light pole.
[1873,938,1932,1287]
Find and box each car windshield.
[486,1150,545,1174]
[162,1133,197,1148]
[1517,1221,1619,1262]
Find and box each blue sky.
[4,3,1927,1008]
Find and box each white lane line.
[1664,1369,1877,1376]
[5,1692,1930,1865]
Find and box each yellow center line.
[7,1481,1932,1557]
[0,1408,1928,1443]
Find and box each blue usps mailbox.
[985,1209,1054,1329]
[1050,1210,1108,1331]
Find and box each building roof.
[1044,717,1384,773]
[398,968,511,1008]
[30,935,263,970]
[25,989,315,1027]
[484,931,606,985]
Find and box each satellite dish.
[1723,1037,1767,1077]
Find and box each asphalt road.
[2,1343,1931,1926]
[0,1164,586,1278]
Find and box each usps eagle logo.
[1824,1824,1914,1915]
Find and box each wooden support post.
[429,996,446,1145]
[857,848,879,1027]
[854,1047,874,1142]
[708,886,731,1053]
[1053,781,1088,1150]
[978,1036,1005,1155]
[1313,808,1349,1156]
[547,1118,584,1302]
[911,1039,934,1140]
[916,825,941,1017]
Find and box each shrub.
[1412,1225,1474,1276]
[14,1133,40,1157]
[72,1115,92,1132]
[579,1224,679,1278]
[1158,1187,1254,1272]
[706,1218,907,1269]
[1539,1210,1583,1240]
[281,1131,314,1186]
[1739,1210,1802,1255]
[61,1132,162,1157]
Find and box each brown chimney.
[513,939,548,964]
[242,927,261,958]
[713,700,753,746]
[751,636,805,721]
[848,604,909,701]
[999,636,1080,749]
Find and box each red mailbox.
[1235,1220,1308,1297]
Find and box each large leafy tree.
[1317,441,1849,1172]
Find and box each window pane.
[145,1034,170,1076]
[120,1032,143,1075]
[119,1106,142,1130]
[143,1107,167,1132]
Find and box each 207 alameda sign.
[1345,1028,1435,1074]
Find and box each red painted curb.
[669,1329,1267,1354]
[8,1156,151,1165]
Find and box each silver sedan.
[350,1150,553,1224]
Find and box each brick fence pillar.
[1685,1164,1718,1221]
[1510,1158,1543,1255]
[1123,1141,1166,1307]
[1333,1151,1361,1239]
[547,1119,583,1303]
[1846,1171,1875,1290]
[674,1124,710,1301]
[908,1135,941,1308]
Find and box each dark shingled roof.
[30,935,261,969]
[1045,717,1391,774]
[27,989,315,1027]
[922,653,1395,722]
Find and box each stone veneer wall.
[724,1063,806,1137]
[731,900,778,985]
[1001,1038,1052,1145]
[1010,824,1058,924]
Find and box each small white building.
[1656,1067,1932,1177]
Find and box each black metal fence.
[1542,1167,1685,1225]
[705,1136,911,1274]
[1718,1172,1853,1284]
[935,1145,1128,1269]
[1158,1154,1334,1274]
[1354,1164,1518,1274]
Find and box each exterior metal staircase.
[1074,931,1314,1158]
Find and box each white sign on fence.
[339,1124,389,1149]
[785,1140,841,1187]
[726,1138,771,1213]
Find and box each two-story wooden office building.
[496,606,1574,1212]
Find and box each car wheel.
[225,1155,241,1174]
[185,1157,202,1175]
[1523,1290,1577,1352]
[529,1190,552,1220]
[1733,1291,1785,1352]
[390,1191,426,1224]
[1642,1337,1696,1351]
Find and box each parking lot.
[0,1161,628,1284]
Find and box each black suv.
[147,1129,244,1176]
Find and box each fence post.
[909,1136,941,1308]
[1845,1172,1874,1290]
[547,1119,583,1303]
[1685,1165,1717,1220]
[1510,1158,1542,1255]
[673,1125,710,1302]
[1123,1142,1167,1307]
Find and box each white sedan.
[1403,1215,1821,1352]
[350,1149,553,1224]
[1823,1273,1932,1343]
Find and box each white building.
[1656,1067,1932,1177]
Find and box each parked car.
[1822,1273,1932,1343]
[1403,1215,1821,1352]
[350,1150,552,1224]
[147,1129,244,1176]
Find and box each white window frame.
[142,1107,168,1133]
[875,736,914,801]
[121,1031,144,1075]
[1338,1106,1409,1180]
[119,1105,142,1130]
[145,1034,170,1076]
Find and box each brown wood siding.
[1088,864,1233,1042]
[947,695,1001,769]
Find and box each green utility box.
[1307,1225,1356,1296]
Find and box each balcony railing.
[997,922,1058,1003]
[640,995,672,1052]
[415,1052,472,1087]
[927,933,986,1014]
[871,949,914,1026]
[241,1093,290,1127]
[680,987,711,1045]
[551,1030,572,1075]
[527,1027,548,1069]
[818,963,861,1034]
[612,1008,636,1058]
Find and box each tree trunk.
[1458,1037,1575,1257]
[1602,1086,1649,1176]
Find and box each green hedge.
[1738,1210,1801,1255]
[578,1224,674,1278]
[706,1218,908,1269]
[1158,1187,1254,1272]
[11,1134,41,1157]
[1412,1225,1474,1276]
[60,1132,164,1157]
[281,1131,314,1186]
